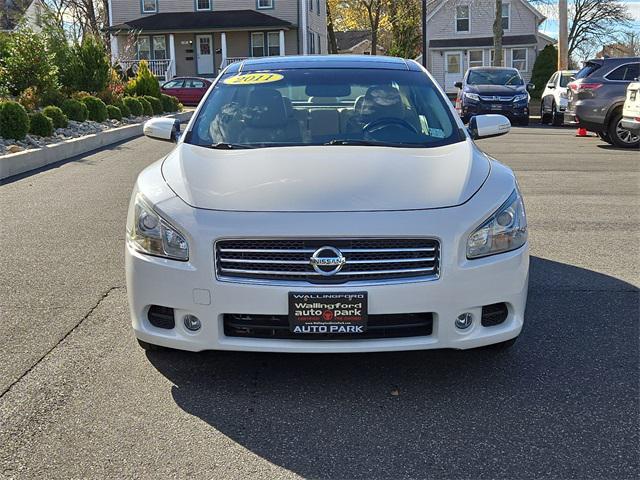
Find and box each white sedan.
[127,55,529,354]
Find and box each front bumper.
[125,166,529,353]
[462,102,529,121]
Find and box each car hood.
[468,84,526,95]
[161,140,490,212]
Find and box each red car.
[160,77,212,106]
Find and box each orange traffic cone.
[576,127,588,137]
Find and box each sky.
[537,0,640,39]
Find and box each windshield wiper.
[209,142,255,149]
[325,139,421,148]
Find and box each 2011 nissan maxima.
[127,55,529,353]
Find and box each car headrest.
[360,85,403,117]
[246,88,288,128]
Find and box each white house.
[421,0,555,93]
[0,0,44,32]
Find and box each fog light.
[455,313,473,330]
[184,314,201,331]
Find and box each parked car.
[130,55,529,354]
[455,67,534,126]
[565,57,640,148]
[160,77,212,106]
[540,70,577,126]
[621,81,640,136]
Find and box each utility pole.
[422,0,427,68]
[558,0,569,69]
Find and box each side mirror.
[143,118,180,143]
[526,83,535,92]
[454,81,463,89]
[468,114,511,140]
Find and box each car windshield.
[467,69,524,86]
[560,73,574,87]
[186,68,462,149]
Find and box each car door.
[162,79,185,102]
[542,73,557,112]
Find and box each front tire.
[551,102,563,126]
[598,131,613,144]
[608,113,640,148]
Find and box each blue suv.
[455,67,534,126]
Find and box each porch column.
[221,32,228,69]
[279,30,285,56]
[110,34,119,63]
[168,34,176,79]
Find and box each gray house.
[422,0,554,93]
[108,0,328,80]
[0,0,44,32]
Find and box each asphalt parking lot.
[0,125,638,479]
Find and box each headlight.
[127,193,189,261]
[464,92,480,101]
[513,94,528,102]
[467,189,527,259]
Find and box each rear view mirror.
[143,118,180,143]
[468,114,511,140]
[454,81,463,89]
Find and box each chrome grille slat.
[215,238,441,284]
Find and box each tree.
[530,45,558,99]
[492,0,504,66]
[67,35,111,93]
[326,0,339,54]
[333,0,389,56]
[386,0,422,59]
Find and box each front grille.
[215,238,440,284]
[479,95,514,102]
[224,313,434,340]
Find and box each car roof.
[167,76,211,81]
[225,55,421,73]
[468,66,519,71]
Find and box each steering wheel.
[363,117,419,135]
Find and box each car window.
[163,80,184,89]
[186,79,206,88]
[187,68,463,149]
[575,62,601,79]
[547,73,557,87]
[467,69,524,86]
[559,73,573,87]
[606,63,640,81]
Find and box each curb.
[0,111,193,181]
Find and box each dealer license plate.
[288,292,368,335]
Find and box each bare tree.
[492,0,503,66]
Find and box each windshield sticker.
[224,73,284,85]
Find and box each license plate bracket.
[288,292,368,335]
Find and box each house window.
[317,33,321,54]
[142,0,158,13]
[257,0,274,9]
[251,32,265,57]
[137,37,151,60]
[309,0,313,12]
[317,0,320,14]
[308,32,316,54]
[455,5,470,33]
[153,35,166,60]
[468,50,483,68]
[502,3,510,30]
[196,0,211,11]
[511,48,527,71]
[490,49,506,66]
[267,32,280,56]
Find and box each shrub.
[61,98,88,122]
[18,87,41,111]
[112,99,131,118]
[138,97,153,116]
[106,105,122,121]
[1,29,58,96]
[143,95,163,115]
[160,94,179,113]
[40,88,66,108]
[125,60,161,98]
[0,101,30,140]
[71,91,91,101]
[81,96,108,122]
[530,45,558,100]
[29,112,54,137]
[43,106,68,129]
[123,96,143,117]
[66,35,111,94]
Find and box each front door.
[196,34,214,75]
[444,51,463,93]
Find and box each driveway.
[0,127,638,479]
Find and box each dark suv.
[455,67,534,126]
[565,57,640,148]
